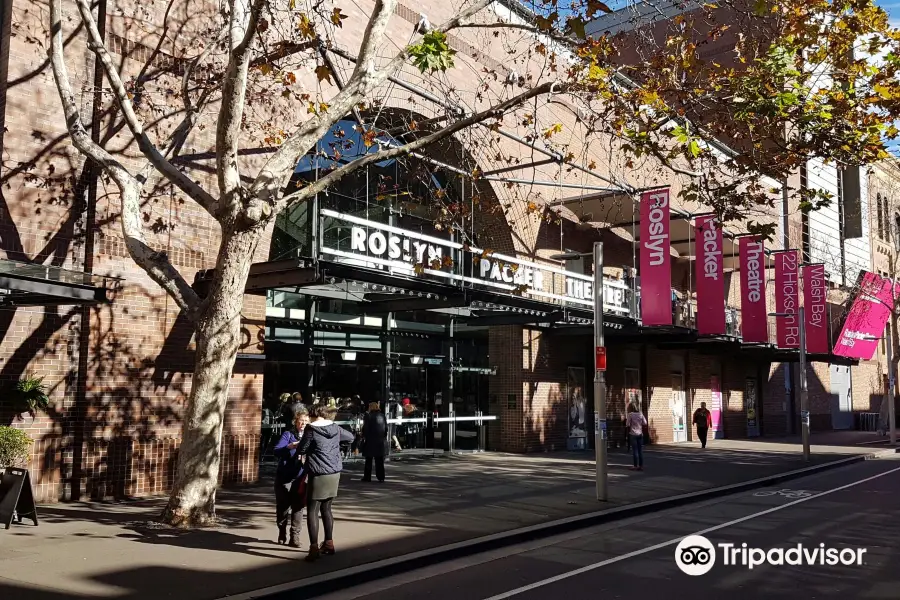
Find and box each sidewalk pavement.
[0,432,891,600]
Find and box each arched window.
[877,193,885,240]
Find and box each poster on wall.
[625,368,642,413]
[567,367,587,449]
[745,378,760,437]
[710,376,724,439]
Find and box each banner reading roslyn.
[774,251,800,348]
[640,188,672,326]
[695,215,726,335]
[833,272,899,360]
[803,263,829,354]
[739,237,767,343]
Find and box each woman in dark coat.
[361,401,388,482]
[273,403,309,547]
[297,404,354,561]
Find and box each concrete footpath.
[0,432,893,600]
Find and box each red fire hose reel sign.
[595,347,607,371]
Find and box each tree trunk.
[160,225,263,527]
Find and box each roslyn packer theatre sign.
[318,209,632,314]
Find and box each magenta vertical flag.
[695,215,725,334]
[775,251,800,348]
[739,237,768,342]
[803,263,829,354]
[639,188,672,326]
[833,272,900,359]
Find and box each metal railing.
[858,412,880,432]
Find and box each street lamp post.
[550,245,608,501]
[593,242,608,501]
[771,308,810,462]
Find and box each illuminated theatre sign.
[319,209,631,314]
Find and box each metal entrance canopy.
[0,258,117,307]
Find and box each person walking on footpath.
[693,402,713,449]
[626,403,647,471]
[361,401,388,482]
[297,404,354,562]
[273,403,309,547]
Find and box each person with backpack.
[297,404,354,561]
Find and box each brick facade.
[2,0,894,504]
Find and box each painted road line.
[482,464,900,600]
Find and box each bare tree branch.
[453,21,581,46]
[246,0,497,225]
[353,0,400,80]
[217,0,267,218]
[50,0,201,317]
[278,80,562,211]
[137,37,223,185]
[73,0,219,214]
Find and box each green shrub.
[10,374,50,418]
[0,427,32,468]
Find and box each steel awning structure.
[0,259,117,307]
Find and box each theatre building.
[0,0,890,503]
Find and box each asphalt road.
[313,457,900,600]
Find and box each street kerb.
[223,448,897,600]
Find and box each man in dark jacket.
[693,402,713,448]
[361,402,388,482]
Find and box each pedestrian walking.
[693,402,713,448]
[626,403,647,471]
[273,403,309,547]
[361,401,388,482]
[297,404,354,562]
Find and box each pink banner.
[710,375,723,435]
[739,237,768,342]
[775,251,800,348]
[803,263,829,354]
[833,272,899,359]
[695,215,725,334]
[640,188,672,326]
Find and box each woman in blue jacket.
[273,403,309,547]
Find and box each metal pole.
[888,326,896,445]
[798,306,810,461]
[782,180,794,435]
[593,241,608,501]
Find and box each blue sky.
[884,1,900,27]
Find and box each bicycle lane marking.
[752,488,817,499]
[481,463,900,600]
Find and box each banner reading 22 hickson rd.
[640,188,672,326]
[775,251,800,348]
